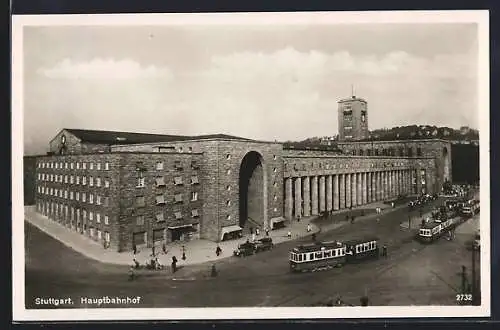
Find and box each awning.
[220,224,243,240]
[168,224,195,230]
[270,217,285,224]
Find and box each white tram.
[417,216,463,243]
[289,236,380,273]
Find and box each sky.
[22,21,479,155]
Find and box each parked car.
[233,242,256,257]
[254,237,274,252]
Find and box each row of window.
[140,160,200,172]
[38,187,110,205]
[38,201,110,225]
[135,208,200,225]
[38,173,111,187]
[136,174,199,188]
[135,191,200,208]
[38,161,110,170]
[287,162,410,172]
[352,147,423,157]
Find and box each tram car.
[461,199,480,215]
[289,236,379,273]
[417,216,464,243]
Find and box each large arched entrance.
[239,151,267,230]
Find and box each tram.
[417,216,464,243]
[289,236,380,273]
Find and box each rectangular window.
[89,194,94,204]
[174,193,183,203]
[155,177,166,187]
[97,163,101,171]
[59,190,63,198]
[105,179,110,188]
[76,162,80,169]
[191,209,199,218]
[174,211,183,220]
[191,191,198,201]
[137,175,145,188]
[83,162,87,169]
[174,176,183,185]
[96,195,101,205]
[70,191,74,200]
[76,192,80,201]
[104,215,109,225]
[156,161,164,170]
[97,230,102,240]
[89,211,94,221]
[105,162,109,170]
[104,231,110,242]
[191,175,199,184]
[104,197,109,207]
[90,163,94,170]
[76,176,80,185]
[89,176,94,186]
[96,213,101,223]
[82,193,86,202]
[64,190,68,199]
[82,176,87,185]
[70,175,74,184]
[156,212,164,222]
[136,196,145,207]
[155,194,165,205]
[136,215,145,226]
[70,162,74,169]
[96,177,101,187]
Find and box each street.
[25,199,480,308]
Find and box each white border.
[12,10,491,321]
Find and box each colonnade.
[284,169,416,219]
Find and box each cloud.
[37,58,173,80]
[24,48,477,154]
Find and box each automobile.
[233,242,257,257]
[254,237,274,252]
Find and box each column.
[367,172,373,203]
[345,173,351,208]
[319,176,326,212]
[406,169,411,194]
[372,172,378,201]
[285,178,293,220]
[399,170,403,196]
[311,176,318,215]
[303,176,311,217]
[362,172,368,205]
[357,173,363,206]
[383,171,388,200]
[390,171,395,197]
[333,175,339,210]
[350,173,356,208]
[294,177,302,218]
[326,175,333,211]
[339,174,345,209]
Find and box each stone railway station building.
[29,127,452,252]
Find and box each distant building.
[337,95,369,141]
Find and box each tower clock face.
[61,135,66,145]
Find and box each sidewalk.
[24,206,320,267]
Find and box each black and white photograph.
[12,10,490,321]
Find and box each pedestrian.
[287,231,292,239]
[182,251,186,261]
[133,258,140,269]
[211,264,218,277]
[307,223,311,232]
[265,228,270,236]
[382,245,387,258]
[171,256,178,273]
[133,244,137,255]
[215,245,222,256]
[128,267,136,281]
[151,245,156,257]
[162,243,167,254]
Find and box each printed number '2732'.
[456,294,473,301]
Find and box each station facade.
[31,127,449,253]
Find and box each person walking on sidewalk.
[215,245,222,257]
[171,256,178,273]
[307,223,312,232]
[265,228,270,236]
[133,243,137,256]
